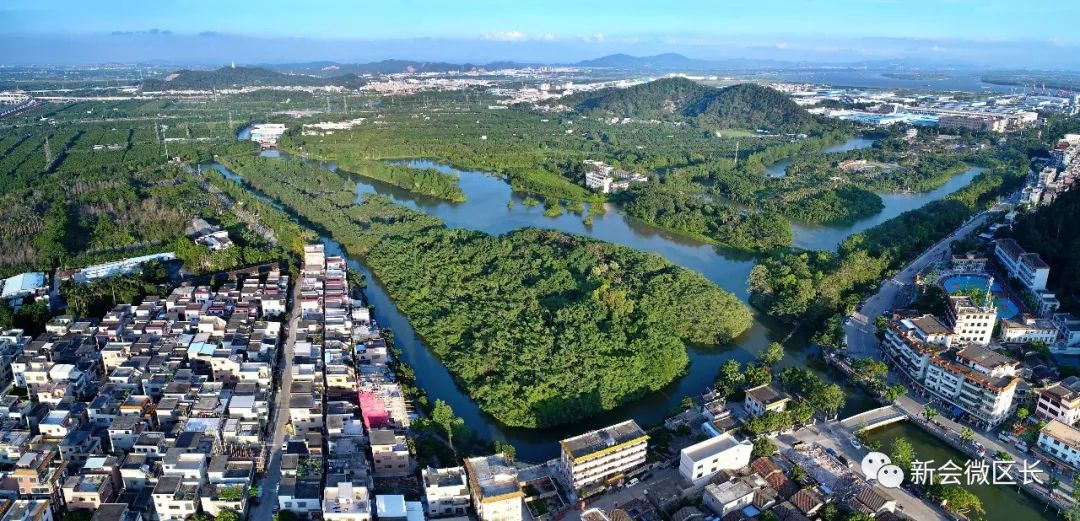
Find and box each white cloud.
[540,33,556,41]
[581,32,605,43]
[481,31,527,42]
[774,42,789,49]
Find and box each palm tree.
[923,405,939,422]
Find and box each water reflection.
[206,151,979,461]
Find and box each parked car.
[849,436,863,450]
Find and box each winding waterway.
[210,135,983,462]
[765,136,878,178]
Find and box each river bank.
[205,143,994,461]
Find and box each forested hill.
[141,66,363,90]
[1008,187,1080,312]
[555,78,820,133]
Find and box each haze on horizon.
[1,0,1078,69]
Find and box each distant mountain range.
[571,53,835,70]
[262,59,538,76]
[555,77,821,133]
[140,66,365,90]
[265,53,803,73]
[140,53,997,91]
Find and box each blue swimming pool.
[940,274,1020,319]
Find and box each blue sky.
[2,0,1078,67]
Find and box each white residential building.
[678,433,753,486]
[946,295,997,346]
[885,316,1020,428]
[559,420,649,491]
[422,466,470,518]
[994,238,1050,292]
[152,476,201,521]
[883,315,954,381]
[1055,313,1080,345]
[1037,377,1080,425]
[323,482,373,521]
[999,314,1059,344]
[1038,419,1080,470]
[923,344,1021,428]
[702,480,755,517]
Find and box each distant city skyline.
[2,0,1079,68]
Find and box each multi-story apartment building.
[560,420,649,491]
[62,472,118,513]
[422,466,470,518]
[923,345,1020,428]
[885,316,1020,428]
[369,429,410,477]
[946,295,997,346]
[464,454,524,521]
[995,238,1050,292]
[1000,314,1060,344]
[152,476,201,521]
[883,315,954,380]
[1037,377,1080,425]
[13,449,67,507]
[1037,419,1080,472]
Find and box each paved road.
[845,209,996,359]
[892,393,1070,503]
[251,277,303,520]
[779,424,949,521]
[563,467,679,521]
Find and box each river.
[865,423,1056,521]
[790,167,982,250]
[761,136,983,250]
[765,136,878,178]
[207,136,981,462]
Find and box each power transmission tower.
[733,140,740,168]
[343,96,348,113]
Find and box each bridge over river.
[840,405,908,432]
